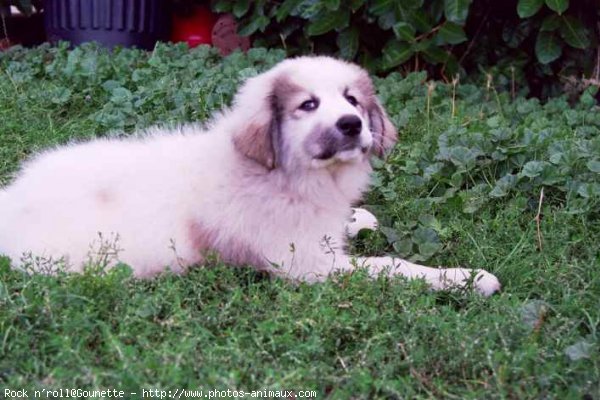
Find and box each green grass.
[0,43,598,399]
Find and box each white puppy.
[0,56,500,295]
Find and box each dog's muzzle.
[337,115,362,137]
[312,115,371,161]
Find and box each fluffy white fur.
[0,56,500,295]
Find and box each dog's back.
[0,128,234,275]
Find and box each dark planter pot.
[4,12,46,47]
[44,0,170,49]
[0,6,46,48]
[0,5,10,17]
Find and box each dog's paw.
[439,268,501,297]
[472,270,501,297]
[346,208,378,238]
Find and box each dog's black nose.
[336,115,362,137]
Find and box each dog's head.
[231,56,397,170]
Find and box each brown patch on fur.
[187,219,266,269]
[272,76,303,112]
[220,236,268,269]
[354,73,398,157]
[187,220,214,252]
[369,98,398,157]
[96,189,114,205]
[233,122,276,169]
[233,75,303,170]
[354,72,376,99]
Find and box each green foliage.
[0,44,599,397]
[405,97,600,213]
[208,0,598,96]
[536,30,562,64]
[517,0,545,18]
[0,42,285,142]
[354,71,600,262]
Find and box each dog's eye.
[299,99,319,111]
[345,95,359,107]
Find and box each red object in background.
[171,6,217,47]
[0,39,13,51]
[212,14,251,56]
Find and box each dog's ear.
[231,74,281,170]
[232,102,278,170]
[367,96,398,158]
[355,72,398,157]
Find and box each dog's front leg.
[345,208,378,237]
[337,255,501,296]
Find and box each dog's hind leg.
[337,255,501,297]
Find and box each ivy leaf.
[411,9,434,32]
[422,45,449,64]
[535,31,562,64]
[450,171,464,187]
[438,22,467,45]
[237,15,270,36]
[414,38,435,52]
[540,14,561,31]
[380,226,400,244]
[487,115,502,128]
[350,0,364,11]
[401,160,420,174]
[429,0,445,22]
[490,174,518,197]
[448,146,478,168]
[380,40,413,69]
[564,340,594,361]
[520,161,548,178]
[443,54,461,76]
[549,152,564,164]
[323,0,341,11]
[275,0,303,22]
[545,0,568,14]
[393,22,416,41]
[232,0,251,18]
[370,0,395,16]
[489,186,507,198]
[517,0,544,18]
[418,241,443,257]
[307,9,349,36]
[521,300,550,331]
[212,0,233,13]
[576,182,600,198]
[377,12,397,30]
[444,0,471,24]
[418,214,440,229]
[50,87,72,105]
[110,87,132,105]
[393,239,414,257]
[412,226,441,247]
[586,160,600,173]
[337,27,359,60]
[102,80,122,92]
[503,21,532,48]
[462,192,486,213]
[579,86,598,107]
[560,16,590,49]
